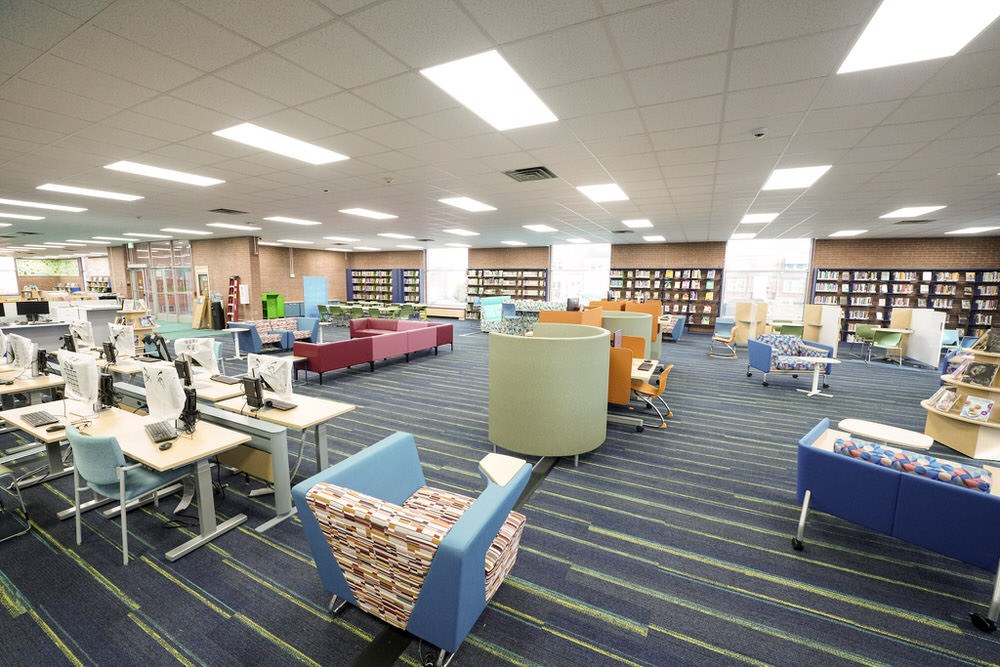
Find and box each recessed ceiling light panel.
[622,219,652,228]
[741,213,779,224]
[444,242,471,248]
[0,212,44,220]
[421,50,557,131]
[377,232,414,239]
[104,161,224,186]
[123,232,172,238]
[643,235,666,242]
[207,222,262,231]
[37,183,143,201]
[945,226,1000,235]
[339,208,397,220]
[438,197,496,212]
[501,240,527,246]
[92,236,131,242]
[577,183,628,202]
[276,239,315,244]
[264,216,323,226]
[523,224,557,233]
[213,123,349,165]
[761,166,831,190]
[880,205,946,218]
[160,227,213,235]
[730,233,757,240]
[829,229,868,237]
[0,197,86,212]
[565,238,590,244]
[323,236,360,242]
[442,228,480,237]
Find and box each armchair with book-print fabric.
[292,432,530,667]
[747,333,835,388]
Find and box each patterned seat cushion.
[306,483,525,628]
[292,329,311,340]
[834,437,992,493]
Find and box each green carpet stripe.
[464,636,545,667]
[127,612,198,666]
[27,608,86,667]
[222,560,331,621]
[504,577,648,636]
[232,614,322,666]
[141,556,233,618]
[648,625,771,666]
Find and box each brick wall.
[812,238,1000,270]
[348,250,423,270]
[255,246,350,307]
[611,242,726,268]
[17,275,81,292]
[469,246,549,268]
[191,237,258,317]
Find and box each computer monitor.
[173,337,218,375]
[141,365,186,422]
[174,357,193,387]
[246,353,293,400]
[179,386,199,433]
[36,348,48,376]
[70,320,95,349]
[567,297,580,312]
[98,371,116,409]
[7,334,36,374]
[142,333,172,362]
[58,350,99,408]
[242,376,265,410]
[611,329,623,348]
[108,323,135,361]
[15,301,49,323]
[102,341,117,365]
[61,333,77,353]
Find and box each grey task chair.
[66,426,194,565]
[0,464,30,542]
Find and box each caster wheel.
[792,374,799,379]
[746,371,752,377]
[762,381,768,387]
[636,425,644,433]
[791,537,804,551]
[970,612,997,632]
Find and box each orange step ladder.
[226,275,240,323]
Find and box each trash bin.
[261,292,285,319]
[211,301,225,329]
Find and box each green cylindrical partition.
[601,311,653,358]
[489,324,609,458]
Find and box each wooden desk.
[631,358,657,382]
[191,377,246,402]
[0,372,64,403]
[1,397,80,487]
[213,392,356,472]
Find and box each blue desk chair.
[0,464,30,542]
[501,302,517,319]
[293,432,530,666]
[66,426,194,565]
[941,329,960,355]
[961,336,980,349]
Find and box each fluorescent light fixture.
[523,224,557,233]
[43,242,69,246]
[396,245,424,250]
[442,228,479,237]
[439,196,496,212]
[325,247,352,252]
[643,235,666,242]
[58,242,88,247]
[502,240,527,246]
[23,244,51,249]
[838,0,1000,74]
[829,229,868,237]
[762,166,831,190]
[566,238,590,244]
[160,227,213,236]
[730,233,757,240]
[420,50,557,131]
[123,232,172,238]
[0,197,86,212]
[264,216,323,226]
[104,161,224,186]
[276,239,314,244]
[323,236,360,242]
[444,243,471,248]
[92,236,132,242]
[37,183,142,201]
[741,213,779,224]
[0,212,44,220]
[213,123,349,165]
[622,219,652,229]
[206,222,262,231]
[577,183,628,202]
[879,205,946,218]
[339,208,397,220]
[0,223,10,228]
[65,239,103,244]
[354,246,380,251]
[945,226,1000,235]
[258,241,284,247]
[377,232,414,239]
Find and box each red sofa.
[293,319,453,384]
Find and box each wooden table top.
[213,391,356,429]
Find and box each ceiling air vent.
[894,219,933,225]
[503,166,557,182]
[416,238,435,242]
[611,230,634,234]
[208,208,248,215]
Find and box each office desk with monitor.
[1,398,250,558]
[213,392,356,472]
[0,321,71,350]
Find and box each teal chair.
[941,329,960,354]
[66,426,194,565]
[0,464,30,542]
[869,330,903,365]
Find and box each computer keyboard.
[136,356,161,363]
[265,398,298,411]
[22,410,59,427]
[637,361,653,371]
[144,420,178,444]
[210,374,242,385]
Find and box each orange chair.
[631,364,673,428]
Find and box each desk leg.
[315,424,328,471]
[16,441,73,489]
[255,430,296,533]
[796,365,831,398]
[607,412,644,432]
[226,330,243,361]
[165,458,246,561]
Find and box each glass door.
[151,266,177,321]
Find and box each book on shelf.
[961,362,998,388]
[959,395,994,422]
[930,387,959,412]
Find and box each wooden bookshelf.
[465,268,547,318]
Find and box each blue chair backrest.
[960,336,979,349]
[65,426,124,486]
[714,317,735,336]
[501,302,516,318]
[941,329,959,346]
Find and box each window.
[722,239,813,320]
[0,256,17,295]
[425,247,467,307]
[549,243,610,304]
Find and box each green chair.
[66,426,194,565]
[776,324,804,338]
[316,304,331,322]
[349,305,366,321]
[398,304,414,320]
[0,464,30,542]
[853,323,877,358]
[869,330,903,365]
[328,304,345,327]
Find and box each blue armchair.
[664,315,686,342]
[747,334,834,388]
[293,432,530,666]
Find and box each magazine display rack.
[922,330,1000,459]
[117,299,156,354]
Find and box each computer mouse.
[158,441,173,451]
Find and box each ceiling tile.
[275,21,407,89]
[729,28,856,91]
[0,38,42,77]
[724,78,824,120]
[541,74,634,118]
[0,99,89,135]
[171,76,285,120]
[608,0,733,70]
[733,0,874,48]
[0,0,85,50]
[813,61,941,108]
[565,110,645,141]
[504,21,619,89]
[883,89,1000,125]
[408,107,494,140]
[628,53,729,106]
[216,52,337,106]
[300,92,398,131]
[132,95,235,132]
[649,124,720,151]
[356,121,436,150]
[856,118,964,148]
[354,73,457,119]
[177,0,334,46]
[0,76,120,123]
[17,55,160,108]
[639,96,724,133]
[796,100,897,133]
[461,0,599,42]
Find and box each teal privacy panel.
[303,276,327,318]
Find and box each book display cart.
[609,267,723,330]
[465,269,547,318]
[85,276,112,293]
[346,269,423,303]
[922,330,1000,459]
[813,268,1000,342]
[117,300,155,354]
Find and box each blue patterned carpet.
[2,319,999,666]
